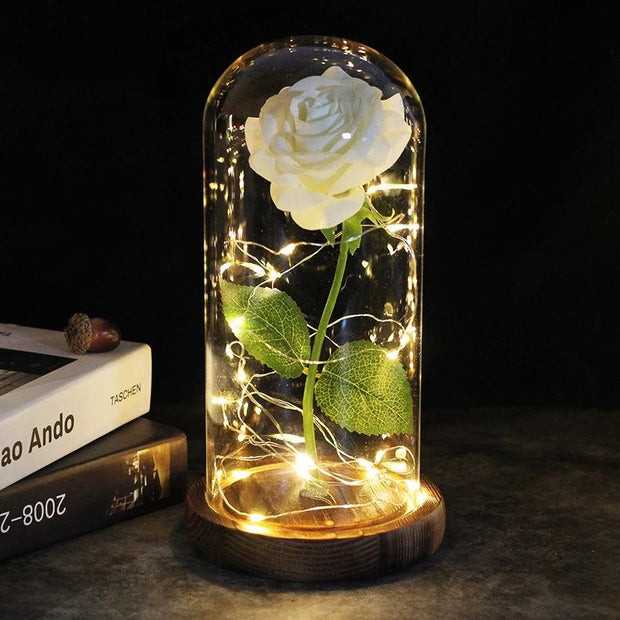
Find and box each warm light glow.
[356,458,380,479]
[269,433,305,444]
[385,223,419,234]
[383,460,409,474]
[208,192,423,529]
[220,261,266,277]
[385,349,400,360]
[406,479,420,492]
[267,267,281,282]
[229,315,245,332]
[367,182,417,194]
[237,424,247,442]
[416,488,429,505]
[279,243,297,256]
[294,451,317,480]
[229,469,251,482]
[243,523,270,535]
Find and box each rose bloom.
[244,66,412,230]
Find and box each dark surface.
[1,407,617,618]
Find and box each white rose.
[244,66,412,230]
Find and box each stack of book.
[0,323,188,561]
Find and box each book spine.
[0,432,187,561]
[0,345,152,490]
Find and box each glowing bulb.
[395,447,407,460]
[225,343,234,358]
[279,243,296,256]
[365,467,380,479]
[244,523,269,535]
[211,395,229,406]
[357,458,379,479]
[248,513,266,522]
[294,452,317,480]
[385,349,400,360]
[342,131,351,139]
[229,469,251,482]
[229,315,245,332]
[383,460,408,474]
[406,479,420,492]
[236,367,247,383]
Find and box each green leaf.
[315,340,413,435]
[321,226,336,245]
[342,204,370,255]
[220,280,310,378]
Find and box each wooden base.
[185,476,446,582]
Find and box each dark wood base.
[185,476,446,582]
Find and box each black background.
[1,1,618,437]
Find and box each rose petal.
[271,184,365,229]
[316,159,380,196]
[321,65,352,82]
[245,117,263,154]
[246,67,412,231]
[380,112,412,166]
[382,93,406,116]
[248,149,279,182]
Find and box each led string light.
[209,194,424,526]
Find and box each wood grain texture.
[185,476,446,581]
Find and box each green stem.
[302,233,350,468]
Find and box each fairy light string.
[211,186,422,525]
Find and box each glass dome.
[203,35,426,540]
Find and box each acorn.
[64,313,122,354]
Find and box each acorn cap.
[64,313,93,354]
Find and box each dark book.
[0,417,187,561]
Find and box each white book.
[0,323,152,491]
